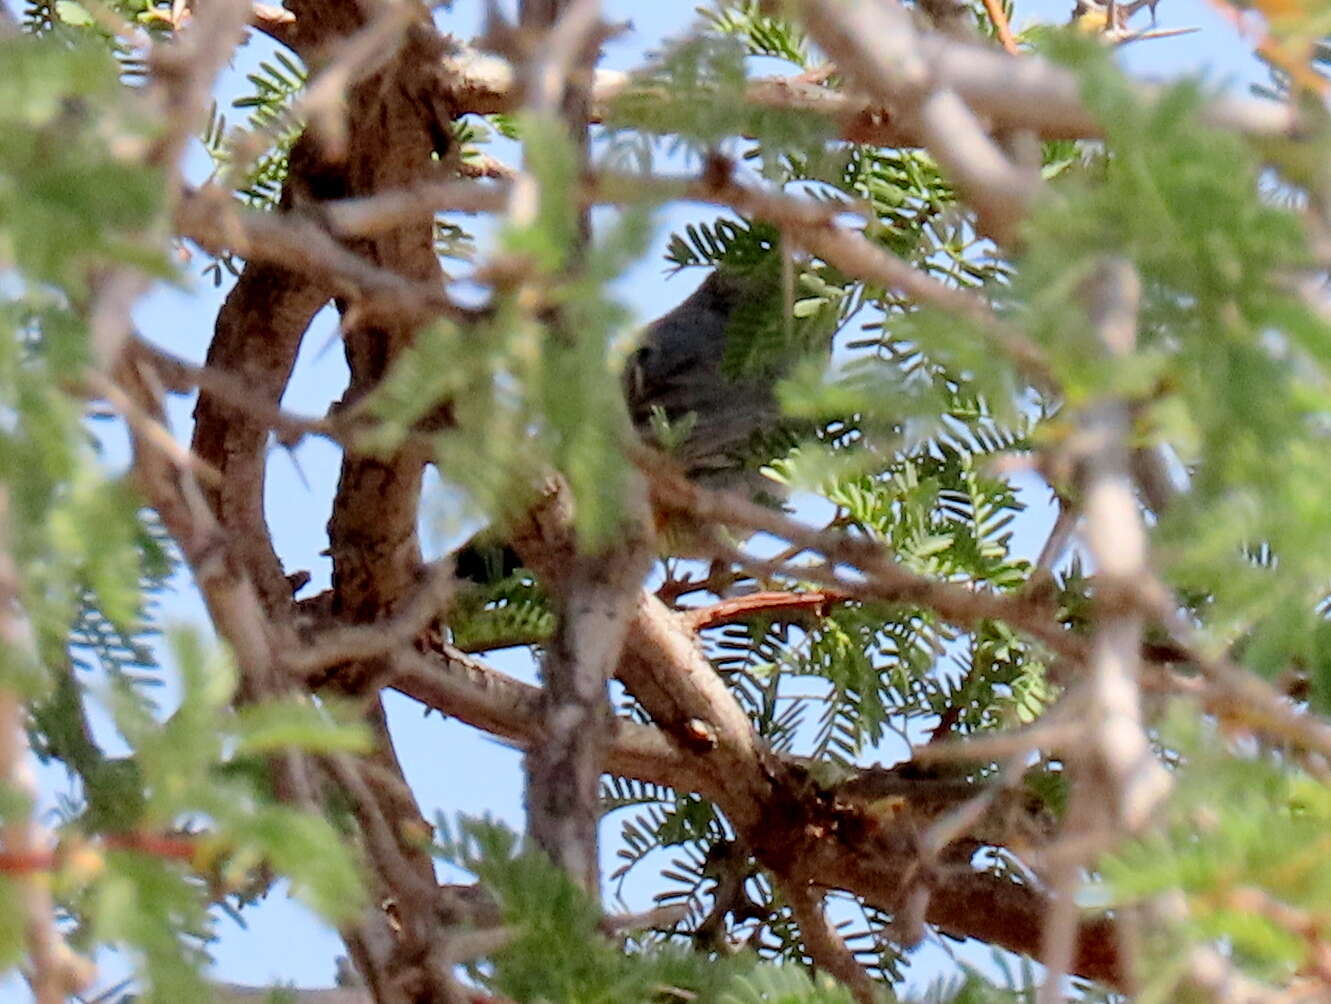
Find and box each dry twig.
[0,493,91,1001]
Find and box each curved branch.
[189,261,328,615]
[504,473,1120,984]
[387,645,698,793]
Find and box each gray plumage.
[623,269,784,490]
[455,267,797,583]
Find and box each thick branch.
[189,257,328,615]
[388,645,698,793]
[185,3,466,997]
[502,0,655,894]
[785,883,876,1004]
[312,14,461,998]
[506,474,652,891]
[437,26,1297,143]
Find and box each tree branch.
[183,4,470,997]
[800,0,1038,245]
[681,590,847,632]
[436,31,1298,144]
[784,883,877,1004]
[497,0,657,894]
[387,645,698,793]
[0,493,91,1001]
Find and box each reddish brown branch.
[0,833,199,875]
[980,0,1021,54]
[506,481,1123,987]
[171,5,470,998]
[785,883,876,1004]
[681,590,848,632]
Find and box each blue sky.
[7,1,1277,998]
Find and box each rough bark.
[135,0,1286,996]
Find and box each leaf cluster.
[0,30,378,1001]
[1102,709,1331,997]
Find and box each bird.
[623,266,790,494]
[452,263,798,585]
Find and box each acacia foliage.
[4,0,1331,1002]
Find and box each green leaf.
[54,0,93,25]
[233,702,372,756]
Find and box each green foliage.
[587,14,1080,994]
[202,50,307,209]
[365,308,544,527]
[0,32,164,684]
[436,814,728,1002]
[199,52,307,283]
[722,432,1043,766]
[437,814,862,1003]
[1020,38,1331,700]
[606,28,836,179]
[702,1,812,69]
[1099,708,1331,996]
[718,964,858,1004]
[913,953,1112,1003]
[604,783,727,923]
[665,216,777,270]
[448,570,554,652]
[12,1,1331,1000]
[370,114,657,550]
[46,629,371,999]
[26,0,185,35]
[0,35,373,997]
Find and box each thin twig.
[800,0,1039,245]
[784,882,878,1004]
[0,491,92,1002]
[670,166,1053,384]
[85,372,224,487]
[639,455,1081,659]
[681,590,847,632]
[980,0,1021,53]
[1034,498,1078,573]
[286,561,457,677]
[176,188,467,326]
[1154,597,1331,761]
[226,0,418,175]
[321,755,440,912]
[911,712,1083,764]
[322,180,510,237]
[121,337,337,446]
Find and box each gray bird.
[454,265,797,583]
[623,267,788,494]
